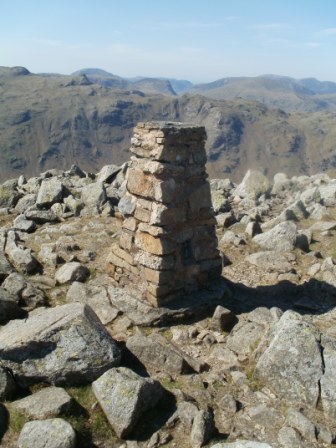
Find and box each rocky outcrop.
[0,162,335,447]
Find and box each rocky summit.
[0,150,336,447]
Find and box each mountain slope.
[72,69,177,96]
[192,75,336,113]
[1,68,336,182]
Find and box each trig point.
[108,121,222,307]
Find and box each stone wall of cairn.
[108,121,222,307]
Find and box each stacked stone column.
[108,121,222,307]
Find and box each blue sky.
[2,0,336,82]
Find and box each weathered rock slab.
[126,329,201,374]
[254,311,323,407]
[66,281,118,324]
[245,251,295,274]
[11,386,73,419]
[0,303,121,386]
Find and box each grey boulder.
[92,367,163,438]
[0,286,25,324]
[13,214,36,233]
[17,418,76,448]
[0,183,20,208]
[66,281,118,325]
[36,177,64,209]
[245,251,295,274]
[81,181,106,208]
[254,311,323,407]
[55,262,90,284]
[11,386,73,419]
[234,169,270,200]
[0,303,121,386]
[97,164,121,183]
[2,272,46,310]
[190,409,215,448]
[25,207,59,224]
[253,221,297,252]
[126,329,199,374]
[5,230,39,274]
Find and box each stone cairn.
[108,121,222,307]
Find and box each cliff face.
[1,70,336,182]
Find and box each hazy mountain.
[71,68,128,89]
[71,69,176,96]
[0,66,31,77]
[1,66,336,182]
[160,78,194,94]
[192,75,336,113]
[299,77,336,94]
[132,78,176,96]
[127,77,193,94]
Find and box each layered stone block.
[108,121,222,307]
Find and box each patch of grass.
[160,328,173,340]
[6,406,27,434]
[48,286,68,307]
[245,366,263,391]
[66,385,117,447]
[249,337,261,353]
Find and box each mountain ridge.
[1,66,336,183]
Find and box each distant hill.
[160,78,194,94]
[191,75,336,113]
[1,66,336,182]
[71,69,177,96]
[299,77,336,94]
[71,68,128,89]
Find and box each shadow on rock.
[128,389,177,442]
[119,342,150,378]
[224,277,336,316]
[0,403,9,443]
